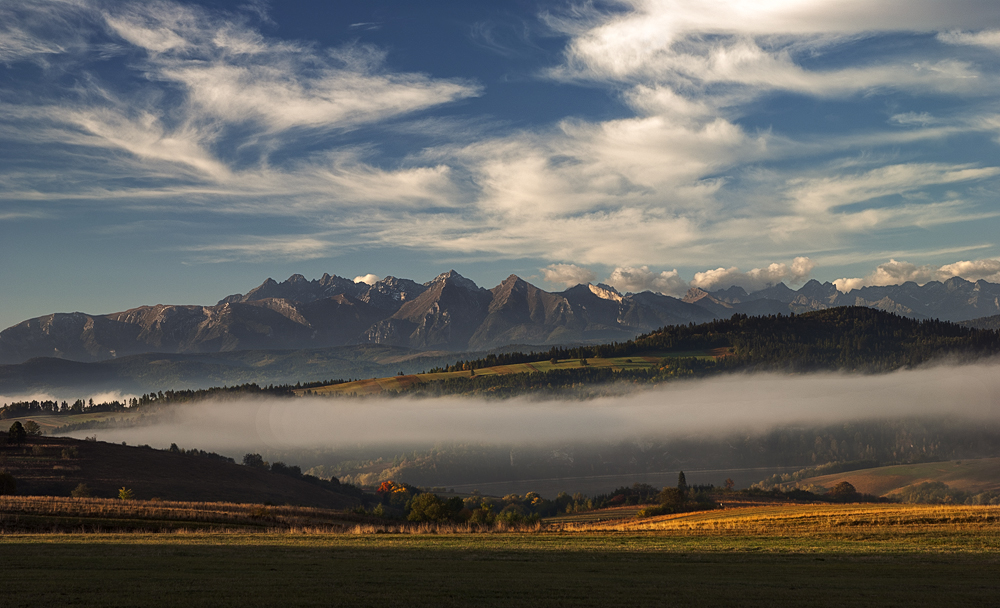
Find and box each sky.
[3,0,1000,329]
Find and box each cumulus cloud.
[938,259,1000,282]
[834,258,1000,292]
[605,266,687,296]
[540,263,597,288]
[353,274,379,285]
[691,257,816,292]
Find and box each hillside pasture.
[300,352,720,396]
[784,458,1000,496]
[561,502,1000,542]
[1,411,138,434]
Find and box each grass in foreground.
[2,501,1000,607]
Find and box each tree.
[118,487,135,500]
[826,481,859,502]
[8,421,26,444]
[23,420,42,437]
[677,471,688,498]
[242,453,268,468]
[658,487,683,509]
[71,483,91,498]
[407,493,449,522]
[724,478,736,492]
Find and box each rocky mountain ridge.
[3,270,1000,364]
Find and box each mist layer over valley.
[58,362,1000,495]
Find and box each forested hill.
[623,306,1000,372]
[451,307,1000,375]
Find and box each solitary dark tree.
[677,471,688,498]
[8,421,26,444]
[242,453,268,468]
[827,481,859,502]
[23,420,42,437]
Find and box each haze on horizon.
[2,1,1000,329]
[57,361,1000,457]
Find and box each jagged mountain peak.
[8,269,1000,365]
[426,269,480,291]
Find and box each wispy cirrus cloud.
[2,0,1000,304]
[939,29,1000,49]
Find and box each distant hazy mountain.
[706,277,1000,321]
[3,270,1000,365]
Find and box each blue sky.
[3,0,1000,329]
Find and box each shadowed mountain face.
[4,271,1000,364]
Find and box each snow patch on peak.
[589,283,622,302]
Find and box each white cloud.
[939,30,1000,49]
[787,163,1000,214]
[889,112,938,127]
[353,274,379,285]
[938,259,1000,282]
[102,3,480,134]
[834,257,1000,291]
[691,257,816,291]
[2,0,1000,276]
[540,263,597,288]
[548,1,992,97]
[183,236,333,263]
[605,266,687,296]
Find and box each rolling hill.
[0,435,360,508]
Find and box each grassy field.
[299,350,726,397]
[2,500,1000,606]
[796,458,1000,496]
[1,411,139,433]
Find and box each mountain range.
[3,270,1000,366]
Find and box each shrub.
[118,487,135,500]
[71,483,91,498]
[61,447,79,459]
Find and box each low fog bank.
[61,362,1000,455]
